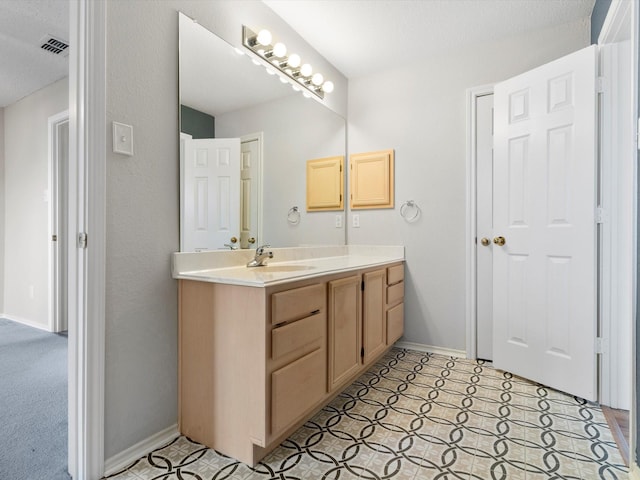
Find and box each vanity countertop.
[172,245,404,287]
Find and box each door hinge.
[78,232,88,249]
[595,337,607,354]
[52,234,57,242]
[596,207,607,224]
[596,76,606,93]
[360,347,364,358]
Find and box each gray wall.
[637,2,640,468]
[3,78,68,328]
[591,0,613,44]
[216,93,346,247]
[0,107,4,313]
[347,19,589,351]
[180,105,214,139]
[104,0,347,459]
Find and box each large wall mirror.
[178,12,346,252]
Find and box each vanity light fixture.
[242,26,334,99]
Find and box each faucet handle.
[256,244,270,254]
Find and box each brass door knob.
[248,237,256,244]
[480,237,490,246]
[230,237,238,244]
[493,236,506,246]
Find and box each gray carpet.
[0,318,70,480]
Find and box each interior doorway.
[48,110,69,333]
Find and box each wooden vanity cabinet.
[178,261,404,467]
[386,264,405,344]
[269,283,327,439]
[328,275,361,391]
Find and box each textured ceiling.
[0,0,595,108]
[0,0,69,108]
[263,0,596,79]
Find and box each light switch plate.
[352,214,360,228]
[113,121,134,156]
[335,215,343,228]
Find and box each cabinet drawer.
[272,283,325,325]
[272,313,324,361]
[271,347,326,435]
[387,264,404,285]
[387,281,404,305]
[387,303,404,345]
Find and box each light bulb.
[288,54,301,68]
[312,73,324,86]
[256,29,272,46]
[300,63,313,77]
[322,81,334,93]
[273,42,287,58]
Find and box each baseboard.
[630,461,640,480]
[395,341,467,358]
[103,424,180,476]
[1,314,51,332]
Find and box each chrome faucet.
[246,244,273,267]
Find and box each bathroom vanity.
[172,246,404,465]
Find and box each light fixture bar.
[242,26,333,100]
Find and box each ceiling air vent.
[40,35,69,57]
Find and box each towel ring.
[287,206,301,225]
[400,200,421,223]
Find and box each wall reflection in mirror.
[178,12,346,252]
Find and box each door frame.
[597,0,639,470]
[465,84,495,360]
[240,131,264,249]
[68,0,106,478]
[48,110,69,333]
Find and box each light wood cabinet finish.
[178,261,404,467]
[328,275,362,391]
[363,269,387,364]
[306,156,344,211]
[349,149,394,210]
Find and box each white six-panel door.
[493,45,598,401]
[182,138,240,252]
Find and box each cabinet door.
[362,270,386,365]
[328,275,361,391]
[271,347,326,437]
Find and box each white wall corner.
[396,341,467,359]
[103,424,180,477]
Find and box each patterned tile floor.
[105,349,628,480]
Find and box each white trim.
[48,110,69,333]
[465,84,495,361]
[2,313,52,332]
[68,0,106,478]
[240,131,264,247]
[630,462,640,480]
[396,341,467,359]
[598,0,632,46]
[597,0,635,413]
[103,424,180,477]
